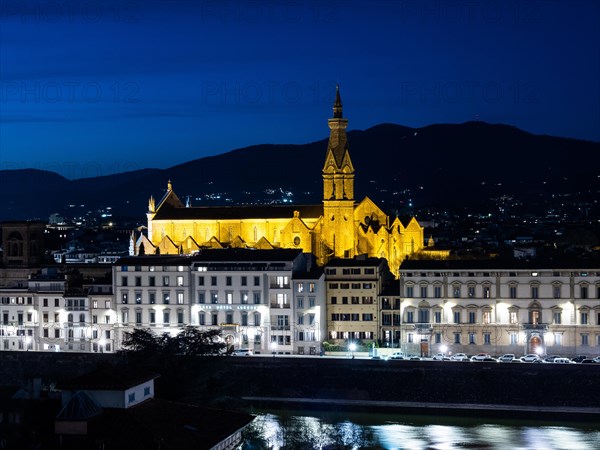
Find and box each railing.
[521,323,549,331]
[271,326,291,331]
[270,303,291,309]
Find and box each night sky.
[1,0,599,179]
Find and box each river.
[241,409,600,449]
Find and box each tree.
[177,326,226,356]
[121,328,164,354]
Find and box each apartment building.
[292,270,326,355]
[325,257,394,347]
[399,259,600,358]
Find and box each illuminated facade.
[325,257,394,347]
[140,87,424,275]
[398,260,600,358]
[113,249,326,354]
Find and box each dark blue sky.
[1,0,599,179]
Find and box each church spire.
[333,84,343,118]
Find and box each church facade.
[138,88,424,275]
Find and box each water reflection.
[242,410,600,449]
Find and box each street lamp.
[349,342,357,359]
[440,344,447,356]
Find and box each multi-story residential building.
[292,270,326,355]
[114,249,323,355]
[113,255,194,349]
[379,283,402,349]
[399,260,600,358]
[325,257,394,348]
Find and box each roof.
[56,390,102,420]
[152,203,323,221]
[118,249,305,266]
[292,268,324,280]
[58,367,160,391]
[326,256,387,267]
[400,258,600,271]
[80,398,255,450]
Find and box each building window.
[163,293,170,304]
[121,276,128,286]
[163,311,170,326]
[509,286,517,299]
[254,276,260,286]
[531,286,539,299]
[434,333,441,344]
[453,286,460,298]
[553,286,561,299]
[408,333,414,343]
[468,311,476,324]
[241,313,248,326]
[226,276,232,286]
[510,333,517,345]
[482,311,491,324]
[212,292,218,304]
[177,276,184,287]
[581,334,589,346]
[177,293,184,305]
[198,276,204,286]
[199,312,205,326]
[469,333,476,345]
[509,311,518,324]
[453,311,461,324]
[135,276,141,287]
[434,311,442,323]
[406,311,414,323]
[226,293,233,304]
[297,298,304,309]
[211,313,218,326]
[253,292,261,304]
[149,293,156,304]
[150,311,156,325]
[406,286,413,298]
[331,296,337,305]
[178,311,184,325]
[149,276,155,287]
[555,333,562,346]
[553,311,562,325]
[468,286,475,298]
[581,286,588,299]
[136,311,142,326]
[454,333,461,344]
[163,276,169,286]
[420,286,427,298]
[121,292,128,304]
[581,312,588,325]
[418,309,429,323]
[434,286,442,298]
[198,293,205,304]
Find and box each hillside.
[0,122,598,221]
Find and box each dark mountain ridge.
[0,121,598,221]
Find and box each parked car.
[450,353,469,361]
[432,353,447,361]
[498,353,516,363]
[594,356,600,363]
[408,355,422,361]
[544,354,562,363]
[554,357,574,364]
[571,355,588,363]
[470,353,491,362]
[231,348,253,356]
[520,354,541,363]
[580,359,597,364]
[389,352,406,360]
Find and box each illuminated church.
[136,87,424,274]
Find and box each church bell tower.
[322,86,356,260]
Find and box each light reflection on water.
[242,410,600,449]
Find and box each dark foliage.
[120,326,226,356]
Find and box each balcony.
[271,326,291,331]
[521,323,549,331]
[270,303,291,309]
[413,323,433,333]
